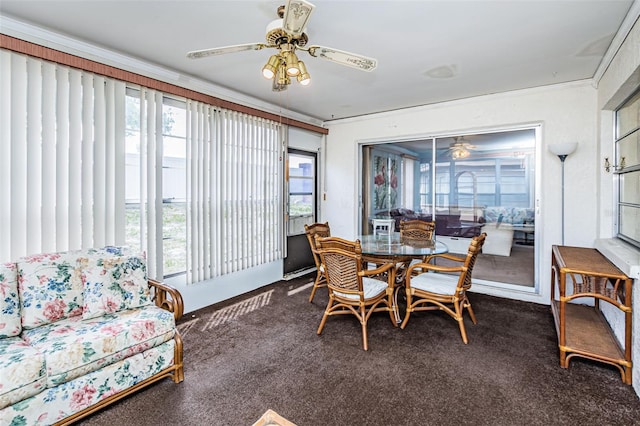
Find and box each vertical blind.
[136,88,165,280]
[1,48,284,283]
[0,50,126,262]
[186,101,283,283]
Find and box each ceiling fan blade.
[307,45,377,72]
[282,0,315,37]
[187,43,267,59]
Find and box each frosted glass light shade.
[548,142,578,156]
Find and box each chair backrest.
[372,218,395,236]
[457,232,487,290]
[304,222,331,268]
[400,220,436,241]
[314,236,363,293]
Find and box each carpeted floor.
[474,244,534,286]
[423,244,534,287]
[82,273,639,425]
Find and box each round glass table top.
[356,233,449,257]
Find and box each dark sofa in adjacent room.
[386,208,484,238]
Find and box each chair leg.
[308,283,319,303]
[361,321,369,351]
[457,318,469,344]
[389,288,399,326]
[400,291,412,329]
[464,296,477,324]
[360,304,369,351]
[317,301,331,335]
[308,273,325,303]
[454,300,469,344]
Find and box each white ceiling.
[0,0,636,122]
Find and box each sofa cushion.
[21,305,175,388]
[17,251,86,329]
[0,262,21,338]
[0,339,175,425]
[81,253,151,320]
[410,272,460,295]
[484,206,534,224]
[0,337,47,409]
[17,247,141,329]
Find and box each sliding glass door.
[361,128,537,288]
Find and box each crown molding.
[0,15,325,129]
[592,1,640,87]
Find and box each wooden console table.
[550,245,633,384]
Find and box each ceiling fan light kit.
[451,147,471,160]
[186,0,377,92]
[262,54,280,79]
[297,61,311,85]
[276,63,291,86]
[449,137,476,160]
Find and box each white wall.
[321,14,640,394]
[289,126,323,151]
[172,126,325,313]
[323,80,598,305]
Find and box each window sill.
[594,238,640,279]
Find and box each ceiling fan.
[186,0,377,91]
[448,137,476,160]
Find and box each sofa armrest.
[148,279,184,321]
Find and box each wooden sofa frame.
[55,279,185,425]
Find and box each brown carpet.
[435,244,534,287]
[474,244,534,286]
[82,273,639,425]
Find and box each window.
[0,48,285,281]
[125,90,187,277]
[125,90,284,282]
[615,88,640,248]
[288,151,316,235]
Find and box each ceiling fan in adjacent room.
[449,137,476,160]
[186,0,377,91]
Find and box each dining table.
[356,232,449,322]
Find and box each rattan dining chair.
[304,222,332,303]
[314,236,397,350]
[401,232,486,344]
[400,219,436,273]
[399,219,436,241]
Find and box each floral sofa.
[483,206,534,225]
[0,247,184,425]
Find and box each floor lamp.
[548,142,578,245]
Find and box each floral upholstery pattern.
[0,339,175,425]
[1,247,182,424]
[0,263,21,338]
[17,247,144,329]
[17,251,87,329]
[21,306,175,388]
[81,253,151,320]
[483,206,534,224]
[0,337,46,409]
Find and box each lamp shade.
[548,142,578,157]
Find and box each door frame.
[283,148,319,276]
